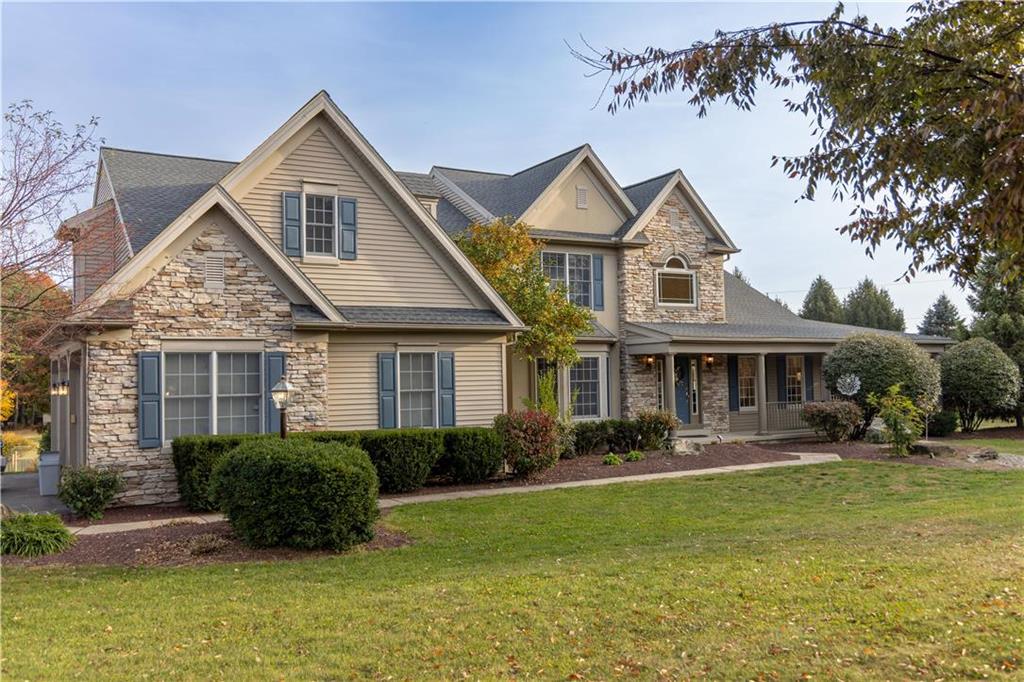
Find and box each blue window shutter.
[282,192,301,257]
[592,254,604,310]
[265,352,286,433]
[804,355,814,402]
[437,351,455,427]
[339,198,357,260]
[138,352,161,448]
[776,356,787,402]
[727,356,739,412]
[378,352,397,428]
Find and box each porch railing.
[765,401,808,432]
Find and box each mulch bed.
[62,503,196,527]
[393,445,800,498]
[4,520,410,568]
[759,440,1014,470]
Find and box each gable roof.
[100,148,236,252]
[627,272,950,345]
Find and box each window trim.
[569,353,607,422]
[302,193,337,257]
[655,256,698,308]
[396,350,439,428]
[160,350,265,445]
[542,250,594,308]
[737,355,757,412]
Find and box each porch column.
[663,352,676,425]
[756,352,768,434]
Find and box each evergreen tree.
[731,266,749,284]
[799,275,844,323]
[968,253,1024,426]
[918,294,966,339]
[843,278,905,331]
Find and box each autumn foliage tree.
[574,1,1024,284]
[456,219,592,365]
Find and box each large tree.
[800,275,844,323]
[918,293,965,339]
[843,278,905,331]
[456,219,593,365]
[968,252,1024,426]
[574,1,1024,284]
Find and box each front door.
[674,355,691,424]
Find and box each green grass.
[952,438,1024,455]
[4,462,1023,680]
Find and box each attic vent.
[576,186,588,209]
[668,207,681,229]
[204,253,225,290]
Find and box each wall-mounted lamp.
[50,383,59,396]
[640,355,656,369]
[703,355,716,370]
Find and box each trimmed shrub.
[437,427,503,483]
[58,467,124,520]
[602,453,623,466]
[296,431,363,448]
[868,385,923,456]
[823,333,940,437]
[635,410,678,449]
[209,438,378,550]
[1,512,75,557]
[572,420,610,457]
[494,410,560,478]
[607,419,645,453]
[801,401,863,442]
[357,429,443,493]
[172,434,271,511]
[624,450,645,462]
[940,338,1022,432]
[926,409,959,437]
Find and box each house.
[49,91,948,505]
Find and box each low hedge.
[172,434,271,511]
[210,439,378,550]
[437,427,503,483]
[357,429,444,493]
[572,420,610,457]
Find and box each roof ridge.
[509,144,587,178]
[622,170,677,189]
[101,146,238,166]
[432,165,510,178]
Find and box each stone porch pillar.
[756,352,768,434]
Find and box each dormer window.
[576,186,588,209]
[656,256,697,307]
[305,195,335,256]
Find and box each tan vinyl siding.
[728,410,758,433]
[525,163,626,234]
[326,333,506,430]
[240,124,473,307]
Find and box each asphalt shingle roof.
[101,148,236,252]
[629,273,950,344]
[395,172,440,198]
[292,305,511,327]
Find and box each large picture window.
[569,356,601,419]
[542,251,593,308]
[399,352,436,428]
[305,194,335,255]
[738,355,757,410]
[785,355,804,404]
[164,351,264,441]
[656,256,697,306]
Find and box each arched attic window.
[656,255,697,307]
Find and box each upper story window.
[576,186,588,209]
[305,194,335,256]
[542,252,593,308]
[656,256,697,307]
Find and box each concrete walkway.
[1,472,69,514]
[66,452,840,536]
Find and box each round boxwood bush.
[58,467,125,520]
[437,427,503,484]
[209,438,378,550]
[823,333,940,436]
[1,512,76,557]
[940,338,1022,432]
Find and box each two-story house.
[49,91,948,505]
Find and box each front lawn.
[4,462,1023,679]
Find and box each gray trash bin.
[38,453,61,496]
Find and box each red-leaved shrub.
[493,409,560,478]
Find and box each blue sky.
[2,2,969,328]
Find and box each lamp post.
[270,375,295,439]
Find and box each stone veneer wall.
[700,355,730,433]
[618,192,729,424]
[86,220,328,505]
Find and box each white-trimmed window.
[163,351,263,440]
[305,194,335,255]
[542,251,592,307]
[656,256,697,306]
[738,355,757,411]
[785,355,804,404]
[569,357,602,419]
[399,352,436,428]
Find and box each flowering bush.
[801,401,863,442]
[493,410,560,478]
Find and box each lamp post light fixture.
[270,375,295,439]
